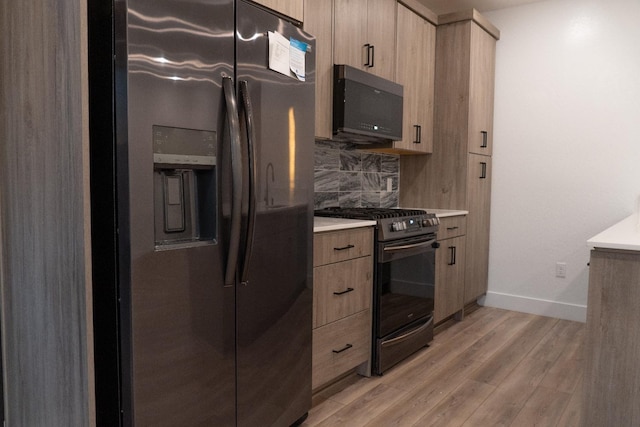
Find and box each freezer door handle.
[223,76,243,286]
[239,80,257,286]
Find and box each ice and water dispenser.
[152,125,216,247]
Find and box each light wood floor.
[304,306,584,426]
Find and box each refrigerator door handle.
[222,76,243,286]
[239,80,257,286]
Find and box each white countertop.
[313,217,377,233]
[587,214,640,251]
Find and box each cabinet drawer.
[313,227,373,267]
[312,310,370,389]
[313,256,372,328]
[437,215,467,240]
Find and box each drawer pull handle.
[448,246,457,266]
[446,226,459,231]
[332,344,353,354]
[333,244,355,251]
[481,130,488,148]
[413,124,421,144]
[333,287,354,296]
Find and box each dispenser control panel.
[153,125,216,167]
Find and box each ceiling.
[416,0,548,15]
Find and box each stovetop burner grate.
[314,207,428,220]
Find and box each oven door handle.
[381,317,434,347]
[383,238,437,253]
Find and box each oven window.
[378,249,435,338]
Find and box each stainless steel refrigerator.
[88,1,315,425]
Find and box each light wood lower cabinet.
[313,227,372,266]
[464,154,492,303]
[434,215,467,324]
[583,248,640,426]
[312,227,374,390]
[312,310,371,389]
[313,256,372,328]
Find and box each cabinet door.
[313,256,372,328]
[312,310,370,389]
[365,0,396,80]
[394,4,434,153]
[468,22,496,156]
[334,0,396,80]
[435,235,466,323]
[252,0,303,22]
[464,154,492,303]
[303,0,333,139]
[333,0,368,72]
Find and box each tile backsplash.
[314,140,400,209]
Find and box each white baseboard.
[478,291,587,323]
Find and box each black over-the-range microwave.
[333,64,403,143]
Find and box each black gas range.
[314,207,439,374]
[314,207,439,242]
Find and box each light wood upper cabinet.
[392,3,435,154]
[333,0,397,81]
[303,0,333,139]
[436,11,499,156]
[252,0,304,22]
[468,23,496,155]
[304,0,397,140]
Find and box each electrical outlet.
[386,178,393,192]
[556,262,567,278]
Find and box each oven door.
[376,234,437,338]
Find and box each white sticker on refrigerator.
[268,31,291,77]
[268,31,308,81]
[289,38,308,81]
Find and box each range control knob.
[422,217,440,227]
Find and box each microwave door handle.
[383,238,437,252]
[238,80,256,286]
[222,76,243,286]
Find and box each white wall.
[483,0,640,321]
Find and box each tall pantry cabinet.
[401,10,500,306]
